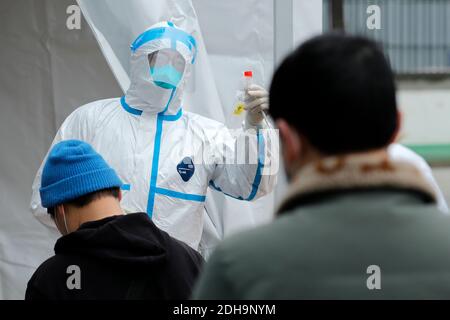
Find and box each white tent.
[0,0,322,299]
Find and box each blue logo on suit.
[177,157,195,182]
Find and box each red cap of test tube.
[244,71,253,77]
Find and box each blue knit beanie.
[40,140,123,208]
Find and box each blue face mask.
[150,65,183,89]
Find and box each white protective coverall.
[31,21,277,250]
[389,143,448,213]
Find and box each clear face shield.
[148,48,186,89]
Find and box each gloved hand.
[244,84,269,128]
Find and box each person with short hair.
[26,140,203,300]
[193,34,450,299]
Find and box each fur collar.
[277,150,437,214]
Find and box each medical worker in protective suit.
[31,21,277,252]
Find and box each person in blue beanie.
[26,140,203,300]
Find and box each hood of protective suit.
[124,21,197,115]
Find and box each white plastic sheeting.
[0,0,323,299]
[0,0,122,299]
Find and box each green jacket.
[193,152,450,299]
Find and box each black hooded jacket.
[25,213,203,300]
